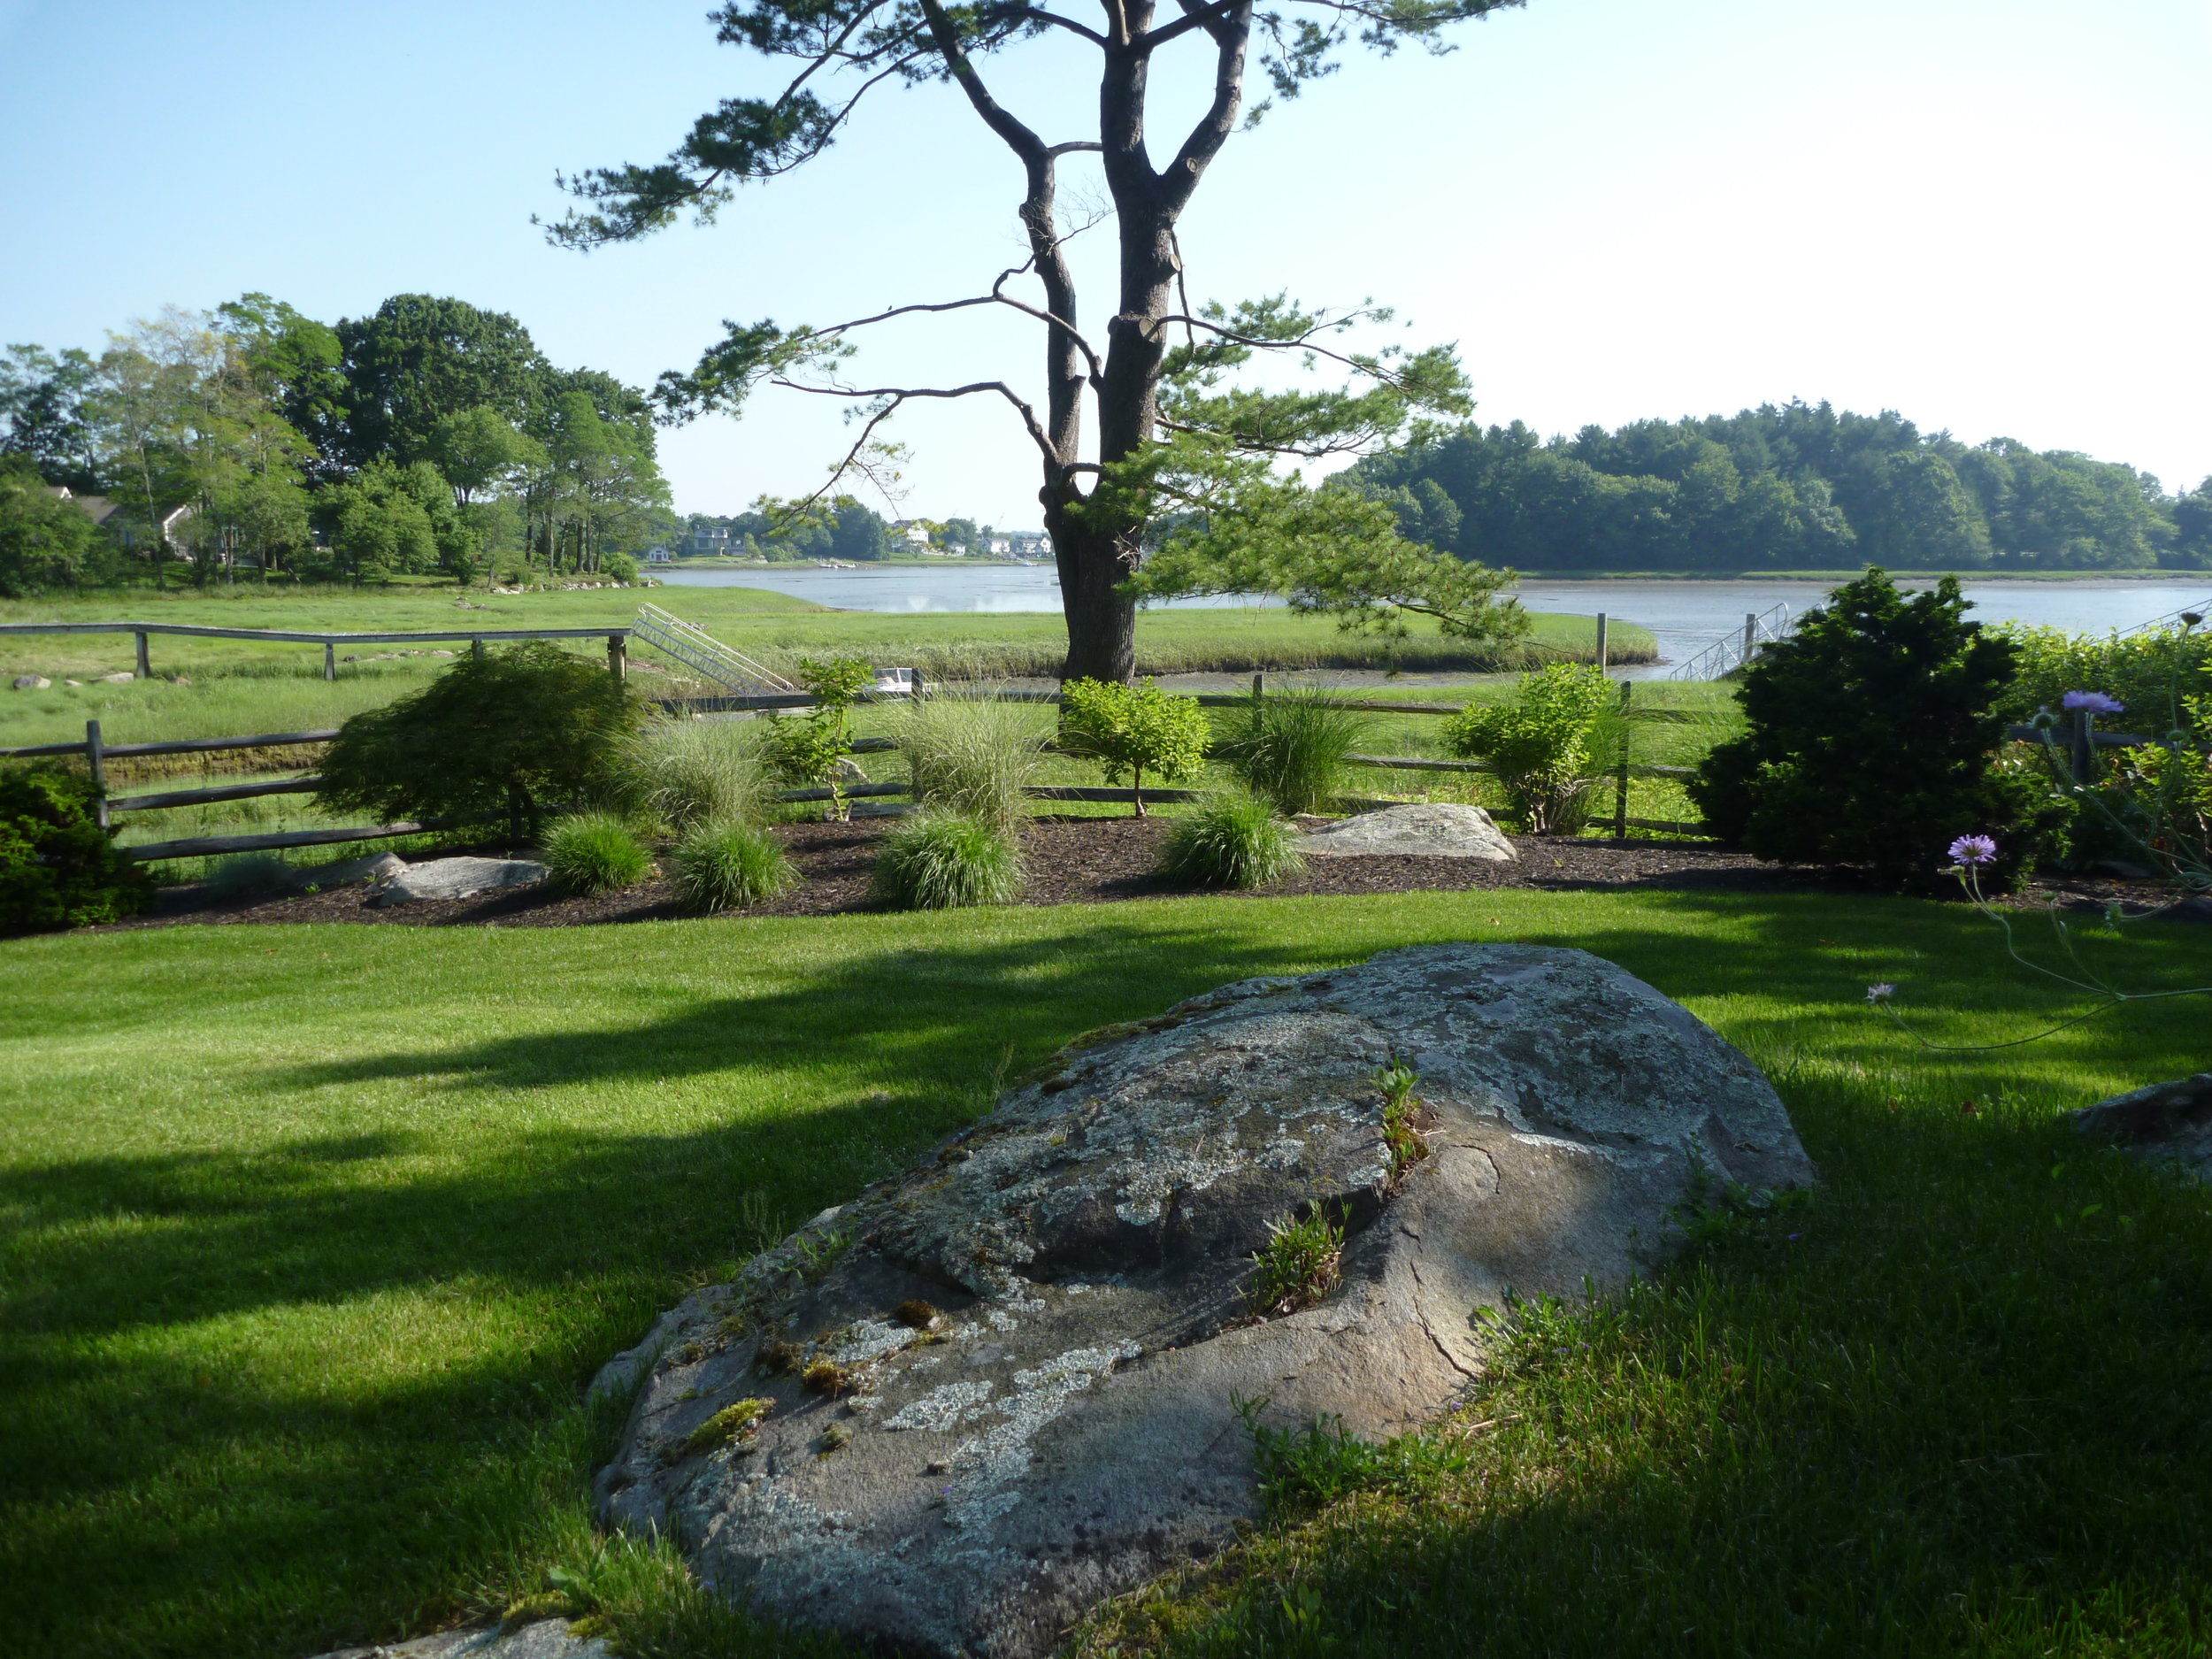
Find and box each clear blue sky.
[3,0,2207,526]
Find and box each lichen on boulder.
[591,943,1814,1657]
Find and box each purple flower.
[1947,835,1997,865]
[1865,982,1895,1002]
[2062,690,2125,715]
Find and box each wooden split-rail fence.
[12,666,2161,867]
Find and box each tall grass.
[872,813,1023,909]
[604,716,774,833]
[670,821,796,911]
[1214,688,1376,816]
[541,814,652,894]
[1159,795,1308,888]
[897,696,1050,831]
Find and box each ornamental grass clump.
[873,813,1022,910]
[671,821,795,911]
[541,812,652,894]
[206,851,294,900]
[1214,687,1373,816]
[1158,795,1305,889]
[606,715,773,833]
[898,695,1048,832]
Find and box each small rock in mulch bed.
[98,814,2197,932]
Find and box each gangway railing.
[628,603,795,694]
[1670,603,1794,681]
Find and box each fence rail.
[0,619,634,682]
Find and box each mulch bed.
[98,815,2207,932]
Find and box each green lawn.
[4,891,2209,1657]
[0,583,1648,756]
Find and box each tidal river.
[660,565,2212,677]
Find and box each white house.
[645,546,672,565]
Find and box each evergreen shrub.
[0,764,150,933]
[1690,568,2065,890]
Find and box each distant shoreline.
[1509,569,2212,585]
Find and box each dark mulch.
[100,814,2203,932]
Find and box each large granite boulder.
[307,1620,611,1659]
[2072,1073,2212,1180]
[1301,802,1515,861]
[371,856,547,906]
[592,944,1812,1657]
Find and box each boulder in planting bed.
[371,856,547,906]
[1301,801,1516,861]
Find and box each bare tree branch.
[771,378,1061,465]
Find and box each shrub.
[1158,795,1306,888]
[1214,688,1373,816]
[671,820,796,911]
[1690,568,2065,891]
[1058,677,1210,816]
[873,813,1022,910]
[1441,663,1622,833]
[607,716,773,833]
[1995,620,2212,730]
[316,642,641,838]
[764,657,874,820]
[899,695,1048,831]
[206,852,294,900]
[542,812,651,894]
[0,763,150,933]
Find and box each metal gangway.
[1670,602,1795,680]
[629,603,796,694]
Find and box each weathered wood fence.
[8,679,2165,865]
[0,618,637,682]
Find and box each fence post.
[134,631,151,680]
[910,668,927,700]
[1594,612,1609,672]
[1252,672,1263,699]
[472,637,485,660]
[87,719,109,830]
[2071,706,2094,787]
[1742,612,1757,668]
[323,642,335,682]
[607,634,627,682]
[1612,681,1632,839]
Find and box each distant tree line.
[1342,402,2212,573]
[0,293,677,595]
[680,507,1007,563]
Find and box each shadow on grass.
[4,892,2209,1659]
